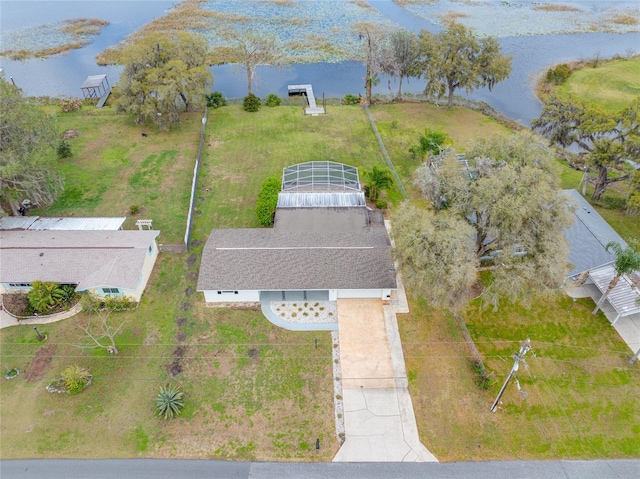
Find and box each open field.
[559,58,640,114]
[399,295,640,461]
[36,106,202,244]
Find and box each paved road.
[2,459,639,478]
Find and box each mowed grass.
[0,251,337,460]
[36,106,202,244]
[559,58,640,114]
[192,105,388,239]
[400,295,640,461]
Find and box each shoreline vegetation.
[0,18,109,61]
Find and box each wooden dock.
[288,84,325,115]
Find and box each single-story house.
[197,161,397,304]
[0,229,160,301]
[563,189,640,323]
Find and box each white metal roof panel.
[589,265,640,319]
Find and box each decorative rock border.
[331,330,345,442]
[5,368,19,379]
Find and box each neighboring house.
[563,189,640,323]
[197,161,397,304]
[0,229,160,301]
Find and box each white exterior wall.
[203,290,260,303]
[337,289,386,299]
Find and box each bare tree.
[76,310,126,355]
[383,30,419,100]
[354,22,388,106]
[217,31,284,95]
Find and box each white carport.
[589,265,640,325]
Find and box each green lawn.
[559,58,640,114]
[400,295,640,461]
[37,106,202,244]
[4,101,635,461]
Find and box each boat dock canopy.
[81,74,111,108]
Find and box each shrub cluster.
[57,140,72,159]
[255,177,281,227]
[243,93,261,112]
[27,281,77,314]
[81,292,135,313]
[59,97,82,112]
[206,91,227,109]
[264,93,281,107]
[342,93,360,105]
[545,63,571,85]
[470,360,493,390]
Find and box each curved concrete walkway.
[0,299,82,330]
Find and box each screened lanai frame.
[282,161,360,192]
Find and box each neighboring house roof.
[0,230,159,291]
[0,216,126,231]
[563,189,628,277]
[197,223,396,292]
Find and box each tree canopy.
[413,131,571,309]
[354,22,388,106]
[393,205,478,311]
[0,80,62,216]
[415,22,512,107]
[114,32,213,129]
[533,93,639,201]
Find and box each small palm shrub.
[61,365,92,394]
[27,281,65,313]
[243,93,261,112]
[156,384,185,419]
[265,93,281,107]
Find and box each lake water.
[1,1,639,125]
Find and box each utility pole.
[490,338,531,413]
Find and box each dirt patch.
[168,346,186,377]
[189,272,197,281]
[24,345,56,382]
[176,317,187,328]
[43,409,56,417]
[143,330,160,346]
[185,287,194,297]
[175,331,186,343]
[61,129,80,140]
[187,254,197,267]
[180,302,191,311]
[247,348,260,359]
[190,240,202,248]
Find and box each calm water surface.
[1,1,638,125]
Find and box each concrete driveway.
[333,298,437,463]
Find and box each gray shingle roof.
[0,230,159,291]
[197,219,396,291]
[563,189,628,277]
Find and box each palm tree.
[27,281,65,313]
[592,242,640,315]
[364,166,394,202]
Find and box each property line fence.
[184,107,209,251]
[363,106,409,201]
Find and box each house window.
[8,283,31,288]
[148,245,153,255]
[217,291,238,294]
[102,287,121,295]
